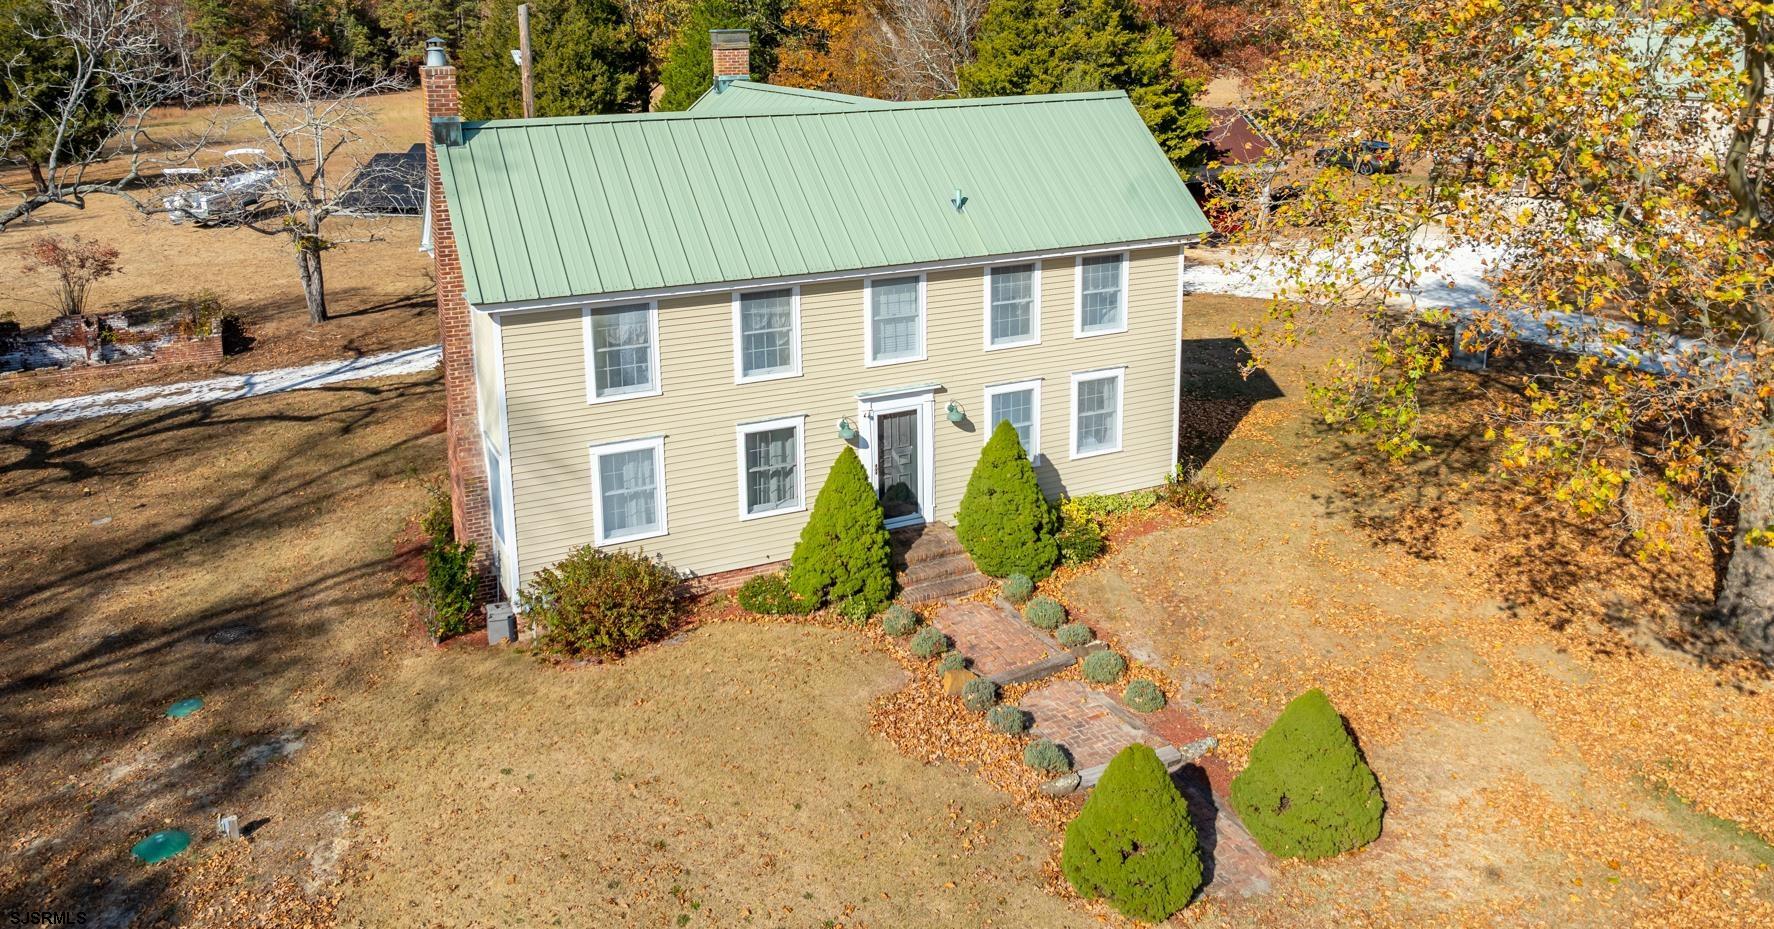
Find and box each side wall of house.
[497,244,1182,583]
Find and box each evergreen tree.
[459,0,649,119]
[376,0,482,70]
[957,0,1208,169]
[954,419,1058,579]
[0,0,119,192]
[1061,743,1204,922]
[655,0,785,110]
[1230,688,1385,860]
[787,446,894,614]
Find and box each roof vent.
[950,189,967,212]
[431,115,462,147]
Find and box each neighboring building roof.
[1203,107,1275,166]
[687,80,889,115]
[435,88,1211,307]
[337,143,426,216]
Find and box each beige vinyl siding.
[470,308,505,451]
[500,245,1181,582]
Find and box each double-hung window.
[590,437,667,544]
[736,416,805,519]
[984,379,1041,460]
[1075,253,1127,336]
[1071,369,1124,458]
[985,263,1039,349]
[866,275,924,364]
[584,302,659,402]
[734,288,799,382]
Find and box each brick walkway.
[1020,680,1166,770]
[932,601,1074,685]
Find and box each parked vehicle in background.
[1313,140,1400,175]
[162,149,278,226]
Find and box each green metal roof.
[435,88,1211,307]
[687,80,888,115]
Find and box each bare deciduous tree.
[876,0,984,98]
[224,49,407,324]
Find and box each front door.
[876,409,921,523]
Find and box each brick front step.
[900,550,980,586]
[889,522,967,567]
[900,572,991,604]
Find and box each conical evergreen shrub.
[955,419,1059,578]
[1229,688,1384,860]
[787,446,894,614]
[1061,743,1203,922]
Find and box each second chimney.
[711,29,750,90]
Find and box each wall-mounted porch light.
[836,417,859,441]
[946,401,966,423]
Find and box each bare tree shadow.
[1177,337,1285,466]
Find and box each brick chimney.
[711,29,750,90]
[421,38,497,600]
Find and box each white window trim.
[588,435,669,546]
[730,286,802,384]
[981,260,1042,351]
[1073,251,1130,339]
[983,378,1043,462]
[857,389,936,529]
[734,414,808,521]
[862,273,928,367]
[582,301,663,404]
[1069,367,1126,460]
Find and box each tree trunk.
[28,161,47,195]
[296,240,328,323]
[1719,414,1774,653]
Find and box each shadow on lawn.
[0,373,442,923]
[1177,337,1284,466]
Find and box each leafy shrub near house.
[1024,738,1072,773]
[939,651,969,672]
[836,597,876,624]
[1230,689,1385,860]
[418,484,475,641]
[1158,460,1223,516]
[954,420,1059,578]
[882,604,920,636]
[788,447,894,614]
[1062,744,1204,922]
[520,545,685,657]
[909,625,951,658]
[1082,650,1127,683]
[1057,501,1108,566]
[736,572,817,616]
[1124,679,1166,713]
[1001,573,1035,604]
[1056,622,1094,648]
[961,677,999,713]
[987,704,1028,735]
[1023,596,1066,630]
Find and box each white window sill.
[739,502,807,522]
[597,526,668,546]
[1074,323,1128,339]
[736,368,802,386]
[984,337,1040,352]
[587,385,663,405]
[864,352,927,368]
[1070,444,1122,460]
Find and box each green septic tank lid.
[166,697,203,718]
[132,829,191,863]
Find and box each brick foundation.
[422,60,497,601]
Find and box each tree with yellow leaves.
[1238,3,1774,646]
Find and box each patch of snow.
[0,344,441,429]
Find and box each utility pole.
[517,3,534,119]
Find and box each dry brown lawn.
[2,294,1772,927]
[0,90,436,406]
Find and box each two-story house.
[419,32,1212,599]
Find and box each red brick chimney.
[711,29,750,89]
[421,38,497,600]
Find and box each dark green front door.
[876,409,921,522]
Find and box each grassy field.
[0,90,436,405]
[2,294,1771,927]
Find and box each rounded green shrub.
[1124,679,1166,713]
[1082,650,1127,683]
[1062,744,1204,921]
[836,597,875,624]
[735,572,817,616]
[788,447,894,615]
[1230,688,1384,860]
[1001,573,1035,604]
[987,704,1028,735]
[1056,506,1107,566]
[954,420,1059,579]
[961,677,999,713]
[1055,622,1093,648]
[1024,738,1072,773]
[519,546,684,657]
[909,625,951,659]
[1023,596,1066,631]
[938,651,969,673]
[881,604,920,637]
